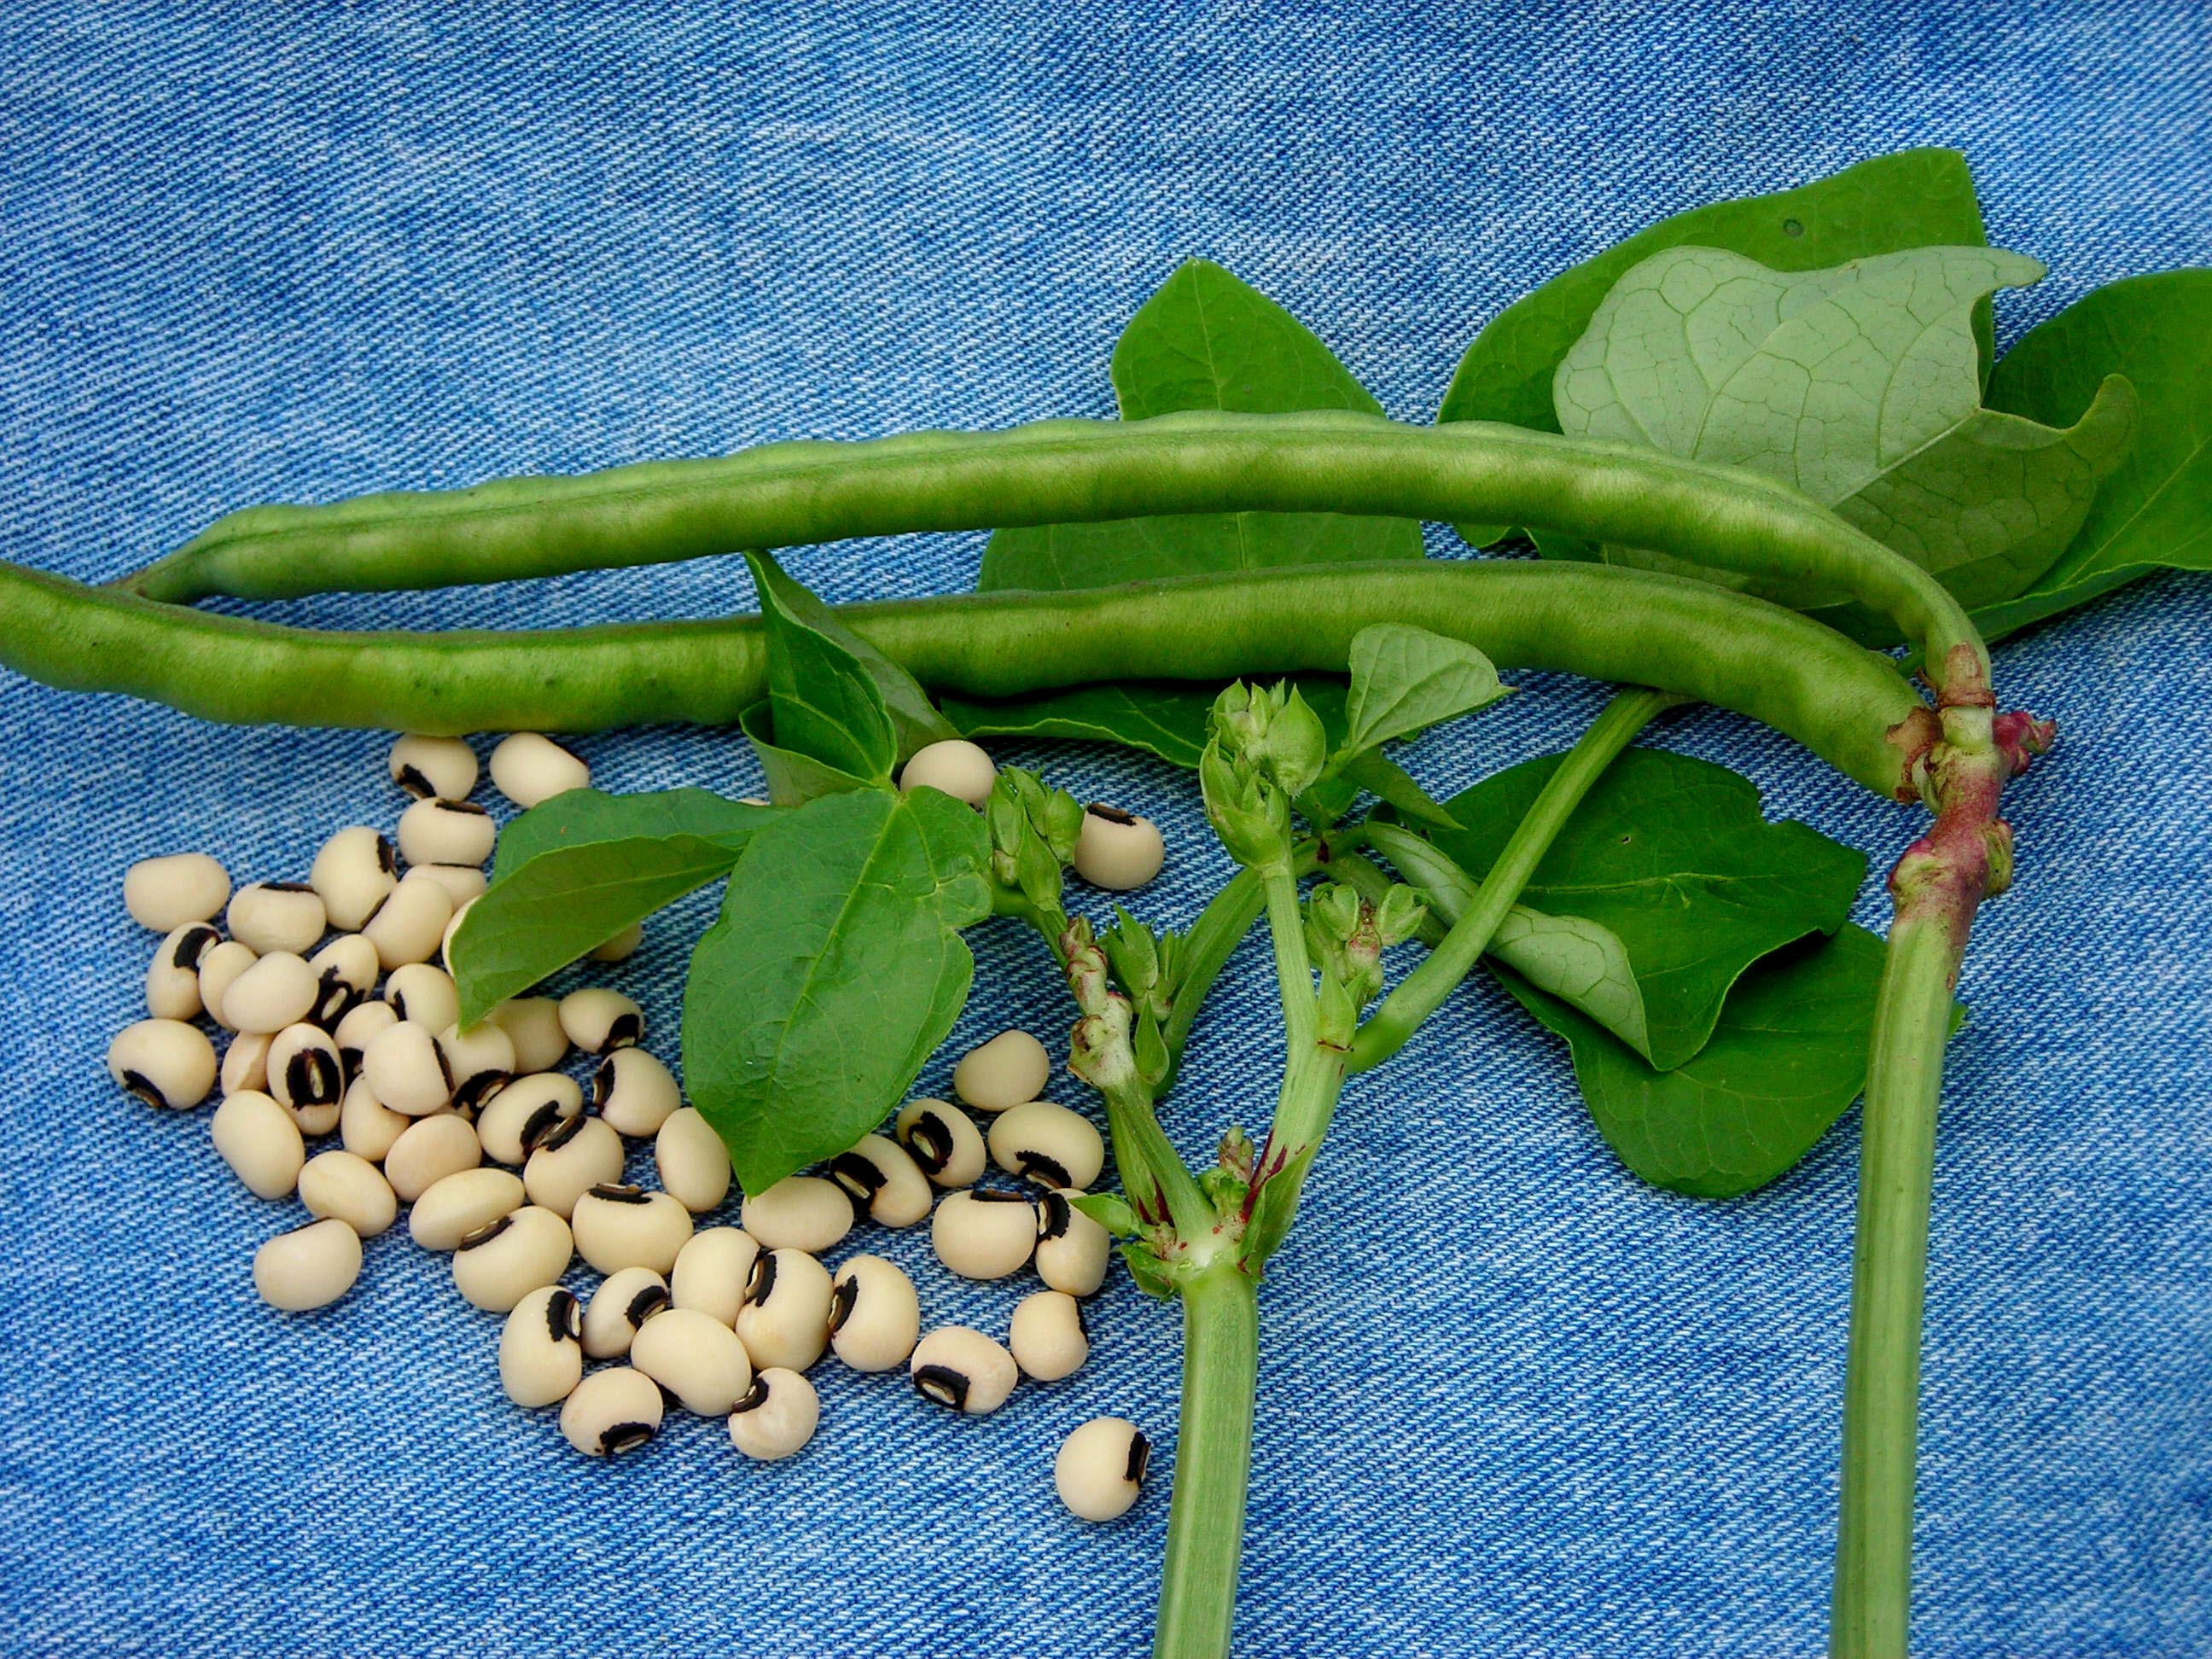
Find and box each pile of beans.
[105,731,1155,1524]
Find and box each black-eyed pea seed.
[896,737,996,806]
[486,997,568,1073]
[145,923,219,1021]
[1054,1417,1150,1521]
[952,1029,1050,1113]
[222,952,318,1036]
[591,1046,678,1137]
[309,827,398,933]
[733,1248,832,1372]
[740,1176,853,1254]
[439,897,474,975]
[632,1307,754,1415]
[987,1100,1105,1191]
[477,1073,584,1165]
[333,1000,398,1082]
[383,963,458,1032]
[571,1184,693,1276]
[410,863,487,906]
[306,934,380,1026]
[931,1189,1037,1280]
[361,1020,452,1117]
[490,732,589,809]
[728,1367,819,1461]
[252,1217,362,1313]
[388,734,477,801]
[499,1285,584,1408]
[451,1205,572,1312]
[1034,1190,1114,1297]
[226,882,327,957]
[363,870,453,970]
[521,1115,624,1219]
[197,940,257,1032]
[562,988,643,1057]
[587,921,643,962]
[219,1031,274,1098]
[1072,805,1165,892]
[908,1326,1018,1415]
[558,1365,661,1457]
[895,1098,987,1188]
[827,1253,919,1373]
[828,1134,933,1228]
[669,1226,760,1326]
[436,1021,515,1114]
[398,798,496,868]
[108,1018,217,1111]
[125,853,230,933]
[267,1023,344,1115]
[1009,1289,1089,1382]
[383,1112,481,1203]
[337,1077,410,1162]
[410,1167,526,1251]
[210,1089,306,1199]
[298,1150,398,1238]
[582,1266,671,1360]
[655,1108,732,1214]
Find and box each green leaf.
[1439,148,1991,541]
[681,787,992,1196]
[746,550,896,783]
[943,681,1222,767]
[1338,624,1511,756]
[455,789,775,1024]
[979,259,1423,590]
[1422,749,1866,1071]
[1070,1192,1140,1237]
[745,550,957,760]
[1970,269,2212,639]
[739,701,878,806]
[1494,925,1889,1198]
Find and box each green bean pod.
[119,412,1987,698]
[2,556,1932,799]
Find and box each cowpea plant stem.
[1155,1262,1260,1659]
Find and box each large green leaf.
[1439,148,1991,540]
[682,787,992,1195]
[747,550,896,783]
[1971,269,2212,639]
[1338,624,1511,757]
[1422,748,1865,1071]
[1494,925,1889,1199]
[455,789,775,1024]
[739,701,880,806]
[979,259,1422,590]
[746,550,956,761]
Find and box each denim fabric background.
[0,3,2206,1655]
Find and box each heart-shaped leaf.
[1339,624,1511,757]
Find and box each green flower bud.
[1208,680,1327,799]
[1200,738,1290,866]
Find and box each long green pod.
[119,412,1988,695]
[0,556,1935,799]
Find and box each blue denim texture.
[0,3,2206,1654]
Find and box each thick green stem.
[1260,864,1318,1053]
[1350,687,1677,1072]
[1155,1262,1261,1659]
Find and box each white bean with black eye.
[383,1112,481,1203]
[309,827,398,933]
[410,1167,526,1251]
[827,1253,919,1373]
[590,1046,678,1137]
[562,988,643,1056]
[897,737,996,806]
[268,1023,344,1117]
[655,1108,731,1214]
[298,1150,398,1238]
[196,940,257,1032]
[361,1021,452,1117]
[560,1365,661,1458]
[1055,1417,1150,1521]
[931,1190,1037,1280]
[952,1029,1051,1113]
[306,934,380,1025]
[477,1073,584,1165]
[486,997,568,1072]
[571,1184,694,1276]
[499,1285,584,1408]
[632,1307,754,1416]
[490,731,590,808]
[125,853,230,933]
[669,1226,760,1326]
[733,1248,832,1372]
[987,1100,1105,1191]
[1071,804,1165,892]
[253,1217,362,1313]
[221,952,317,1037]
[521,1115,625,1219]
[388,733,479,801]
[728,1367,819,1461]
[409,863,487,906]
[451,1205,572,1312]
[108,1019,217,1111]
[909,1326,1018,1415]
[144,923,219,1021]
[582,1267,671,1360]
[1033,1190,1113,1297]
[895,1099,987,1188]
[333,1000,398,1083]
[363,870,454,970]
[437,1021,515,1114]
[828,1134,932,1228]
[210,1089,306,1200]
[337,1078,410,1163]
[382,963,458,1032]
[219,1032,273,1097]
[588,921,643,962]
[1009,1289,1089,1381]
[226,882,327,957]
[740,1176,853,1254]
[398,797,497,869]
